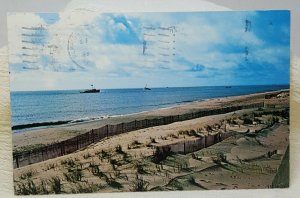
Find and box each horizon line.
[11,84,290,92]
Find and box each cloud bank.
[7,10,290,91]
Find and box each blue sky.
[8,10,290,91]
[36,13,60,25]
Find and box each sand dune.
[13,91,289,194]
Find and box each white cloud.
[8,11,257,73]
[7,13,47,64]
[7,8,289,90]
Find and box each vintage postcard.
[7,10,290,195]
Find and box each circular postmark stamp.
[67,30,91,70]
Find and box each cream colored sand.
[13,94,289,193]
[13,90,288,150]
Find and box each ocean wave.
[69,115,110,123]
[12,120,71,131]
[12,99,203,131]
[12,86,289,132]
[12,115,112,131]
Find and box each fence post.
[13,102,269,168]
[15,155,19,168]
[106,125,109,137]
[41,149,44,161]
[77,136,79,149]
[122,123,124,132]
[183,137,186,155]
[60,142,64,156]
[92,129,95,143]
[45,147,48,160]
[28,151,31,165]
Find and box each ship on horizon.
[144,84,151,90]
[80,85,100,93]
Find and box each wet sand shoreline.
[13,89,289,151]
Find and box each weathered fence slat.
[156,131,235,155]
[13,102,264,168]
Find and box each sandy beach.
[13,89,289,194]
[13,90,289,151]
[7,9,292,195]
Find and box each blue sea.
[11,85,288,130]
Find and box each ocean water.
[11,85,288,129]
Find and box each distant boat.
[80,85,100,93]
[144,84,151,90]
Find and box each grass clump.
[213,152,227,164]
[15,179,50,195]
[19,169,36,180]
[64,169,83,182]
[131,174,149,192]
[90,164,107,179]
[106,176,123,189]
[83,152,92,159]
[110,159,120,170]
[134,161,148,174]
[227,118,238,125]
[99,150,111,160]
[71,183,102,194]
[115,145,125,154]
[60,158,76,167]
[150,137,157,143]
[49,176,62,194]
[15,179,39,195]
[128,140,143,149]
[169,179,183,190]
[47,163,56,170]
[39,180,49,194]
